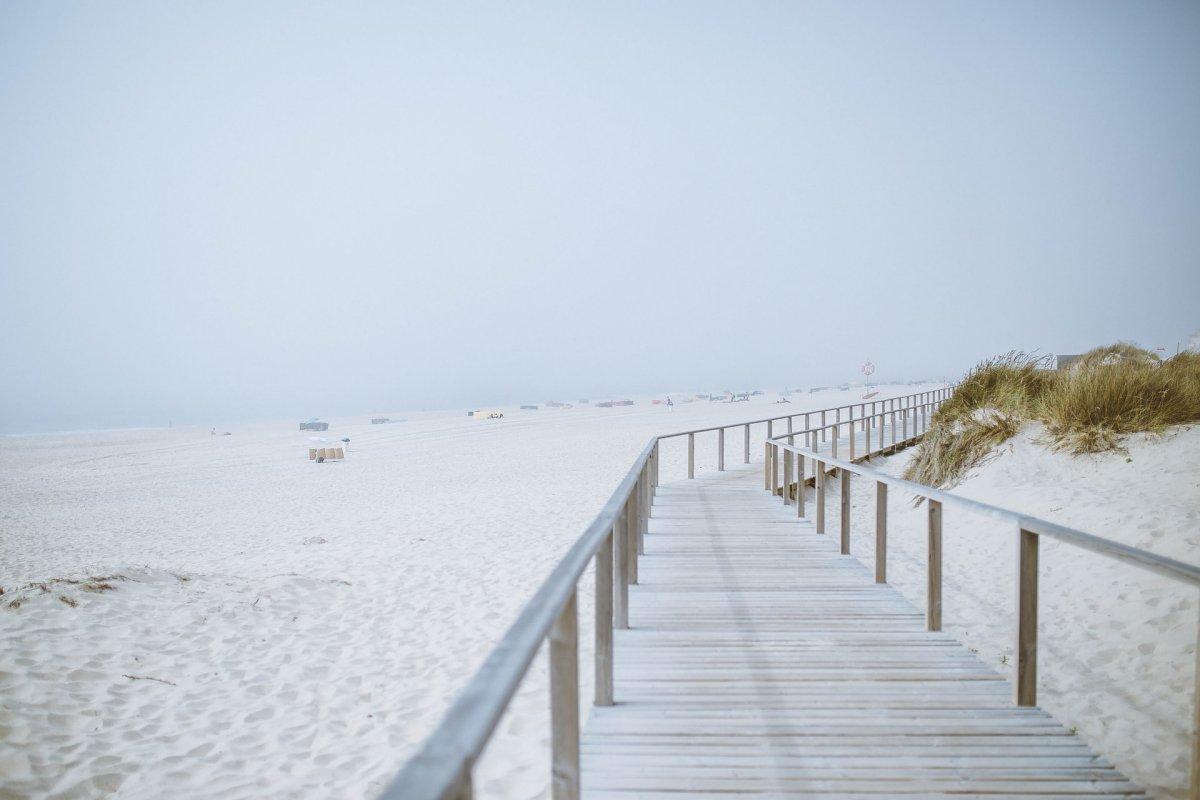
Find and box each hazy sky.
[2,1,1198,432]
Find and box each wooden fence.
[382,384,1200,800]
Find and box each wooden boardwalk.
[580,464,1145,799]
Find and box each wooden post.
[687,433,695,479]
[764,443,771,490]
[875,482,887,583]
[927,499,943,631]
[652,440,660,493]
[718,428,725,471]
[626,496,637,586]
[595,530,614,706]
[797,454,805,517]
[1015,527,1039,707]
[644,460,653,519]
[849,422,856,460]
[768,419,773,439]
[821,410,826,441]
[635,472,645,556]
[1190,621,1200,800]
[771,444,780,496]
[890,411,897,447]
[815,462,826,535]
[449,771,472,800]
[878,410,885,451]
[743,424,750,464]
[613,520,628,629]
[840,468,850,555]
[549,592,580,800]
[783,448,793,505]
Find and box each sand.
[0,385,937,799]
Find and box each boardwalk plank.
[579,465,1145,797]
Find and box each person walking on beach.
[666,397,674,410]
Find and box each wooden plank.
[581,465,1145,798]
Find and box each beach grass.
[904,344,1200,488]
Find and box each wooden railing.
[380,386,941,800]
[767,404,1200,799]
[657,387,953,479]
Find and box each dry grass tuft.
[1072,341,1160,370]
[905,345,1200,488]
[904,353,1050,489]
[3,573,127,611]
[1041,351,1200,454]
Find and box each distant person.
[666,397,674,410]
[341,437,350,452]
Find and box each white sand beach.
[1,386,935,799]
[3,387,1196,799]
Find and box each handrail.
[381,387,946,800]
[384,379,1200,800]
[661,386,952,477]
[765,399,1200,798]
[775,438,1200,588]
[380,437,657,800]
[657,386,943,440]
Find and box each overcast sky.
[2,2,1198,433]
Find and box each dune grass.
[903,344,1200,489]
[1071,340,1160,370]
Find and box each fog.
[2,2,1198,433]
